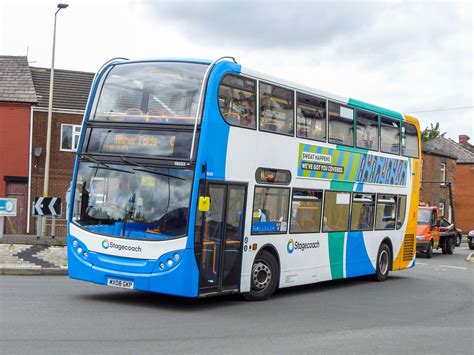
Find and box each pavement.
[0,235,67,275]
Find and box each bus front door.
[195,182,246,295]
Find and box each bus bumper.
[68,241,199,298]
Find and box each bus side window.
[218,74,257,129]
[401,122,419,158]
[350,193,376,231]
[356,110,379,151]
[380,116,400,155]
[290,189,323,233]
[322,191,350,232]
[296,93,326,142]
[396,195,407,229]
[328,102,354,147]
[251,186,290,234]
[375,194,397,230]
[259,82,294,136]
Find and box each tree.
[421,122,446,142]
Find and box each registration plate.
[107,278,134,289]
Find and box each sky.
[1,0,473,141]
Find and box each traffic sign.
[33,197,61,216]
[0,198,17,217]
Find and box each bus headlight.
[159,262,165,270]
[73,240,78,248]
[173,253,180,261]
[77,247,83,254]
[167,259,173,267]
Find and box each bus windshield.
[92,62,208,124]
[71,162,193,240]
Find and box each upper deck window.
[356,110,379,151]
[380,116,400,154]
[218,74,256,129]
[401,121,419,158]
[259,82,294,136]
[328,101,354,146]
[91,62,208,124]
[296,93,326,141]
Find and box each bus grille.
[403,234,415,261]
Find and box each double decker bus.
[68,57,421,300]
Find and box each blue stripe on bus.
[186,60,242,251]
[345,231,375,278]
[355,182,364,192]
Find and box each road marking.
[439,265,467,270]
[416,262,428,265]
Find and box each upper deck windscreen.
[91,62,208,124]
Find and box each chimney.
[459,135,470,145]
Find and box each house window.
[61,124,81,151]
[440,163,446,186]
[438,202,445,218]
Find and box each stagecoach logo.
[101,239,142,253]
[287,239,320,254]
[287,239,295,254]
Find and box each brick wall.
[420,151,456,220]
[454,164,474,232]
[0,103,30,196]
[30,110,82,233]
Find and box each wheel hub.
[379,250,389,275]
[252,261,271,291]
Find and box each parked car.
[438,218,463,246]
[468,230,474,250]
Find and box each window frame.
[295,92,327,143]
[375,193,398,231]
[396,194,407,230]
[258,81,295,137]
[438,201,445,218]
[380,115,401,156]
[322,190,351,233]
[440,162,446,187]
[328,101,355,147]
[355,109,379,152]
[218,73,257,131]
[60,123,82,152]
[250,185,291,236]
[349,192,376,232]
[289,188,323,234]
[401,121,419,158]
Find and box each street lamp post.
[42,3,68,235]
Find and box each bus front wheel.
[243,250,279,301]
[373,243,391,282]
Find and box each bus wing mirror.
[198,196,210,212]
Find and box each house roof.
[30,66,94,111]
[0,56,37,103]
[422,140,458,160]
[424,137,474,164]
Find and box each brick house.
[422,136,474,232]
[0,56,37,234]
[29,67,94,235]
[420,140,457,221]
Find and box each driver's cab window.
[218,74,257,129]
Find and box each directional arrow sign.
[33,197,61,216]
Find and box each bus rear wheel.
[373,243,391,282]
[243,250,279,301]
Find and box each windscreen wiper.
[121,156,185,181]
[82,155,133,174]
